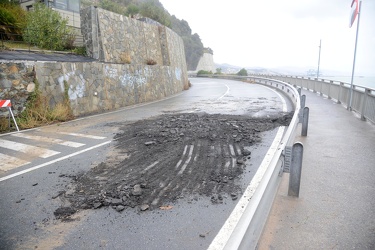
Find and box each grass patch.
[13,80,73,130]
[0,117,10,132]
[0,41,39,51]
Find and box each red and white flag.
[350,0,359,28]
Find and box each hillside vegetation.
[82,0,205,70]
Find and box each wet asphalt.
[0,78,292,249]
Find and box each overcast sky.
[159,0,375,76]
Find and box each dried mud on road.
[55,112,292,219]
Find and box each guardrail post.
[360,89,370,121]
[288,142,304,197]
[320,79,323,96]
[301,107,309,136]
[347,85,356,110]
[298,95,306,123]
[313,78,318,93]
[328,80,333,99]
[337,82,343,104]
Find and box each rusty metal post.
[288,142,304,197]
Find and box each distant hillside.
[215,63,281,75]
[81,0,204,70]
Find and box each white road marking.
[11,133,85,148]
[218,84,230,100]
[0,139,60,158]
[0,153,30,172]
[0,141,111,182]
[57,132,106,140]
[208,126,285,250]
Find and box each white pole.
[348,0,362,111]
[8,107,19,132]
[317,39,321,79]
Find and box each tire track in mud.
[54,112,292,219]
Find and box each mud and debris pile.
[54,112,293,219]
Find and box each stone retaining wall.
[80,7,188,79]
[0,61,185,117]
[0,7,188,118]
[36,61,185,116]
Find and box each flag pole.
[348,0,362,111]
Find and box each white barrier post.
[0,100,19,132]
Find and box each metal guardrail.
[194,75,302,249]
[255,75,375,123]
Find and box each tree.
[23,3,73,50]
[215,68,222,74]
[197,70,212,75]
[237,68,248,76]
[99,0,126,15]
[126,4,140,17]
[0,0,19,4]
[139,0,171,27]
[0,0,26,39]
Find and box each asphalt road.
[0,50,95,62]
[0,78,292,250]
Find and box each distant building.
[19,0,81,29]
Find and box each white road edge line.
[208,126,285,250]
[0,141,111,182]
[218,84,230,100]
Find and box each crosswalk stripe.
[0,141,111,182]
[0,153,30,171]
[57,132,106,140]
[0,139,60,158]
[11,133,85,148]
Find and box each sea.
[320,76,375,90]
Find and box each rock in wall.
[0,63,35,117]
